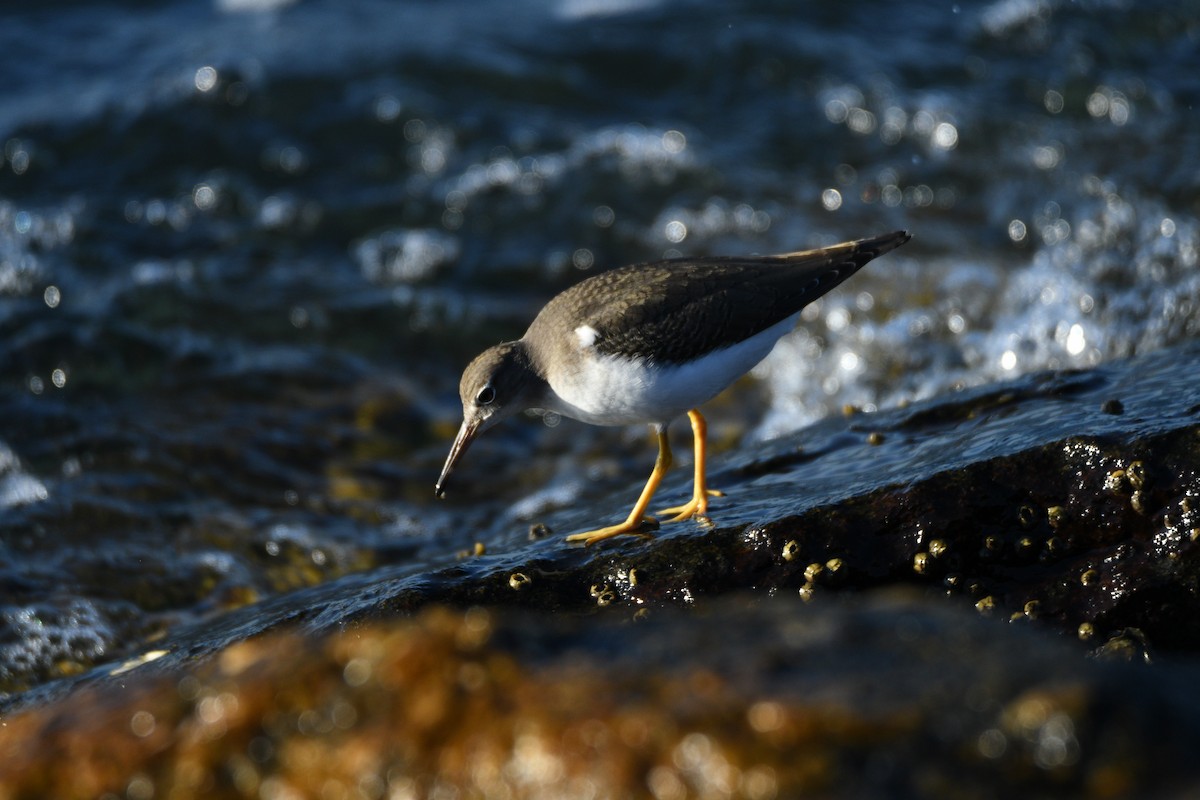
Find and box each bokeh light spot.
[194,66,218,93]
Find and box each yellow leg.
[657,409,724,522]
[566,427,673,546]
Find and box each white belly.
[543,313,798,426]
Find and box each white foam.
[0,442,47,508]
[755,195,1200,440]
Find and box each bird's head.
[435,340,541,498]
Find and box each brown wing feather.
[526,230,909,366]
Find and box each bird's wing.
[529,230,909,365]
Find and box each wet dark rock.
[355,344,1200,659]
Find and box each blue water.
[1,0,1198,698]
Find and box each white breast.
[543,313,799,426]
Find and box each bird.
[436,230,910,545]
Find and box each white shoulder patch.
[574,324,600,349]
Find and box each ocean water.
[1,0,1198,698]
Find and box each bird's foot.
[657,488,723,523]
[565,516,658,547]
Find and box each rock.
[3,595,1199,799]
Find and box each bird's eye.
[475,385,496,405]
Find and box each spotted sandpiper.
[436,230,910,545]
